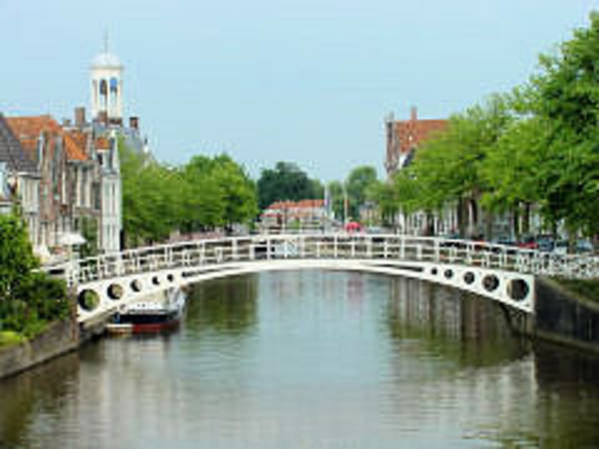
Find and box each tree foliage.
[257,162,323,210]
[119,140,257,245]
[346,165,378,219]
[0,214,69,338]
[367,12,599,239]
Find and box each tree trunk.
[484,209,494,241]
[522,202,531,235]
[457,198,467,237]
[512,206,520,240]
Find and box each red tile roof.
[393,119,447,153]
[265,199,324,210]
[94,137,110,150]
[6,115,88,162]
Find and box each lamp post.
[343,182,349,227]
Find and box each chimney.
[410,106,417,122]
[74,107,86,127]
[62,118,72,127]
[129,116,139,130]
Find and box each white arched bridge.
[52,234,599,327]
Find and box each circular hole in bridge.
[444,269,454,279]
[167,274,174,283]
[78,289,100,311]
[508,278,529,301]
[431,268,438,275]
[152,276,160,286]
[463,272,475,285]
[483,274,500,292]
[130,279,142,292]
[107,283,124,300]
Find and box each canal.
[1,270,599,448]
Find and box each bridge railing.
[55,234,599,286]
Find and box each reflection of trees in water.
[0,352,80,447]
[185,274,258,335]
[385,277,531,368]
[526,341,599,448]
[475,342,599,448]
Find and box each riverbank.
[0,317,79,380]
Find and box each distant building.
[383,107,454,235]
[384,106,447,177]
[0,114,40,241]
[0,38,152,256]
[6,115,97,252]
[261,200,327,229]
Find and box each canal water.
[2,270,599,448]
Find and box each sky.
[0,0,596,181]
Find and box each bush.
[0,214,71,339]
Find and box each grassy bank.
[0,331,26,349]
[553,277,599,304]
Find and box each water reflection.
[0,352,80,448]
[185,274,258,336]
[1,271,599,448]
[385,277,531,368]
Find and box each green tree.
[345,165,377,219]
[257,162,320,210]
[327,180,345,221]
[523,11,599,237]
[0,214,69,338]
[409,94,514,236]
[0,214,38,302]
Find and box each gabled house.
[0,114,40,246]
[5,115,124,255]
[384,107,447,177]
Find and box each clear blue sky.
[0,0,595,181]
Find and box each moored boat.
[106,288,186,335]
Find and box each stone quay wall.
[0,318,80,380]
[534,277,599,353]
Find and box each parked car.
[517,235,538,250]
[553,240,568,255]
[576,239,594,254]
[536,236,555,252]
[492,235,517,246]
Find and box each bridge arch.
[47,233,598,326]
[73,258,534,325]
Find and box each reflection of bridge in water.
[53,234,599,327]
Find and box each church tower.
[90,35,124,125]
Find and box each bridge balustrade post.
[483,252,490,267]
[316,242,321,258]
[400,237,405,260]
[232,239,238,261]
[434,240,440,262]
[384,240,389,259]
[200,242,206,265]
[334,235,338,258]
[115,256,124,277]
[249,244,255,260]
[267,238,271,260]
[416,244,422,260]
[166,247,172,267]
[465,245,473,265]
[367,237,372,258]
